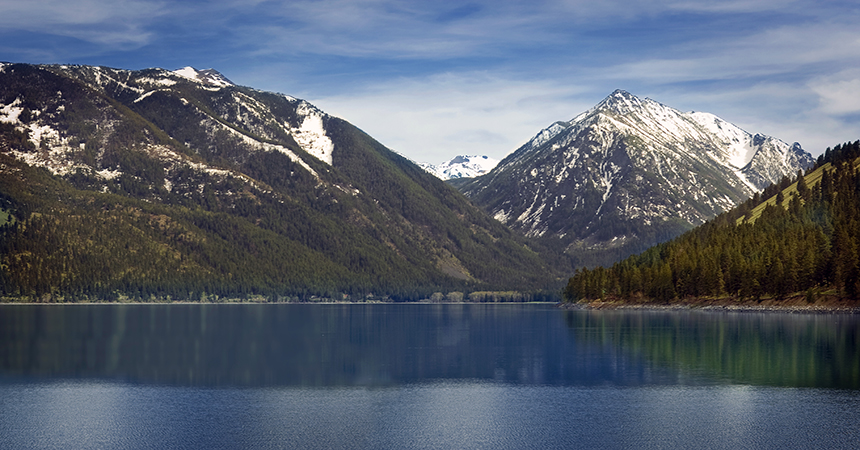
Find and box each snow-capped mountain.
[419,155,499,180]
[0,63,557,296]
[0,64,338,179]
[457,90,814,265]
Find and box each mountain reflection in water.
[1,304,858,389]
[565,309,860,389]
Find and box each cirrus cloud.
[0,0,857,158]
[0,0,167,47]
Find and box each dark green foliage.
[565,145,860,302]
[0,122,35,152]
[0,64,561,301]
[815,141,860,170]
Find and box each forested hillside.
[565,141,860,303]
[0,63,559,302]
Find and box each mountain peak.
[594,89,661,115]
[569,89,651,123]
[173,66,233,87]
[610,89,635,98]
[602,89,639,104]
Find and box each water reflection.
[564,309,860,388]
[1,304,858,389]
[1,304,573,387]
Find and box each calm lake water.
[1,303,858,449]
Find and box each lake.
[1,303,858,449]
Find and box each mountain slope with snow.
[0,63,558,299]
[457,90,814,266]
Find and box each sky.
[1,0,858,163]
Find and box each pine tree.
[797,173,810,202]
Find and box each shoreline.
[562,299,860,314]
[0,300,559,306]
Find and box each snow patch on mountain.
[204,112,321,179]
[133,89,169,104]
[91,66,144,94]
[522,122,569,152]
[290,101,335,166]
[0,97,23,123]
[173,67,234,87]
[137,77,177,87]
[685,112,756,168]
[6,118,95,178]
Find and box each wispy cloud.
[809,70,860,115]
[0,0,167,47]
[0,0,857,157]
[310,72,593,162]
[230,0,844,60]
[229,1,539,60]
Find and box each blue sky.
[1,0,858,163]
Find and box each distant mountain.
[0,63,558,301]
[419,155,499,180]
[457,90,814,267]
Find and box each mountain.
[0,63,558,301]
[419,155,499,180]
[457,90,814,267]
[565,140,860,303]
